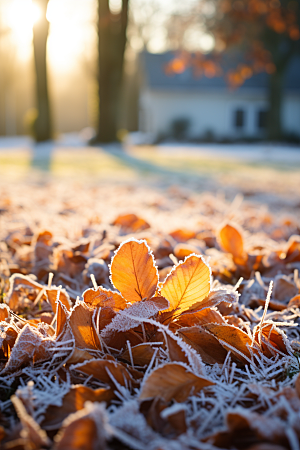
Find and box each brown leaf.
[139,362,214,402]
[218,223,247,263]
[7,274,44,312]
[178,326,228,365]
[169,229,196,242]
[254,323,289,357]
[11,395,51,449]
[111,239,158,303]
[69,302,101,350]
[112,213,150,232]
[288,294,300,308]
[67,348,94,365]
[273,275,298,303]
[0,324,18,360]
[46,287,72,313]
[204,323,258,363]
[1,325,54,374]
[160,254,211,315]
[53,402,110,450]
[176,307,225,327]
[71,359,137,389]
[83,286,127,311]
[121,343,156,366]
[43,385,114,430]
[0,304,10,322]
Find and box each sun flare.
[7,0,42,37]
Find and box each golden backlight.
[7,0,41,36]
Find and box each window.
[257,109,268,129]
[234,109,245,129]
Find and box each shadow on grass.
[99,143,210,182]
[30,141,54,172]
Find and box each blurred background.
[0,0,299,142]
[0,0,299,201]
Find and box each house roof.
[141,51,300,92]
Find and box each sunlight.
[7,0,41,38]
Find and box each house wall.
[140,88,300,139]
[283,94,300,137]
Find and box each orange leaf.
[218,223,246,262]
[121,343,156,366]
[69,303,101,350]
[112,213,150,232]
[176,307,225,327]
[110,239,158,303]
[160,254,211,315]
[1,325,54,374]
[204,323,258,363]
[53,402,109,450]
[43,386,114,430]
[178,326,227,365]
[0,304,10,322]
[83,286,127,311]
[46,288,72,313]
[71,359,137,389]
[170,229,196,242]
[139,363,214,402]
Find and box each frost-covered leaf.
[110,239,158,303]
[68,302,101,350]
[160,254,211,315]
[83,286,127,311]
[140,362,214,402]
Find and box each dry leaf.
[110,239,158,303]
[71,358,137,389]
[112,213,150,232]
[169,229,196,242]
[11,395,51,449]
[43,385,114,430]
[160,254,211,315]
[83,286,127,311]
[178,326,228,365]
[204,323,258,363]
[140,362,214,402]
[53,402,110,450]
[218,223,247,264]
[68,302,101,350]
[121,343,156,366]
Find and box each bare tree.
[93,0,129,143]
[32,0,52,142]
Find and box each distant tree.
[93,0,129,143]
[32,0,52,142]
[206,0,300,140]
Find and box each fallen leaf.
[160,254,211,315]
[83,286,127,311]
[140,362,214,402]
[53,402,110,450]
[218,223,247,264]
[110,239,158,303]
[71,359,137,389]
[43,385,114,430]
[121,343,156,366]
[68,302,101,350]
[204,323,258,363]
[178,326,227,365]
[112,213,150,232]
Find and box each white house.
[138,52,300,141]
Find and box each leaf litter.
[0,179,300,449]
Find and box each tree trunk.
[32,0,52,142]
[94,0,129,143]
